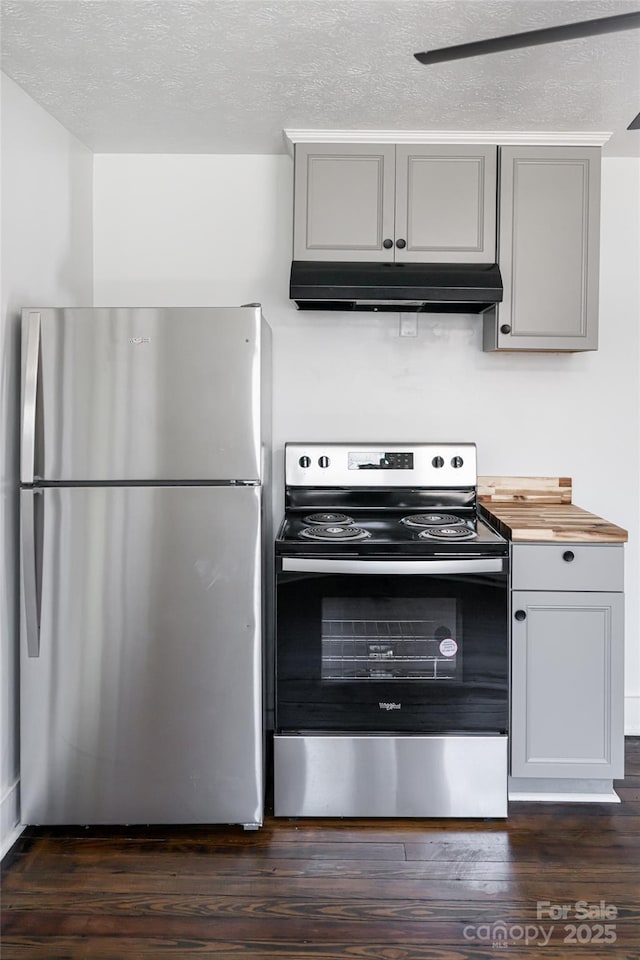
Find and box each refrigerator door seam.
[27,479,262,488]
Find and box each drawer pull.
[514,610,527,621]
[562,550,575,562]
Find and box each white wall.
[0,75,93,856]
[94,152,640,735]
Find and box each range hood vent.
[290,261,503,313]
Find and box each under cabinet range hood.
[290,261,503,313]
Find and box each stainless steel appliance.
[20,307,271,827]
[274,443,509,818]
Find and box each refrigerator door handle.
[21,489,41,658]
[21,311,41,485]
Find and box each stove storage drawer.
[274,734,508,818]
[511,544,624,593]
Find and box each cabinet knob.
[500,324,512,335]
[383,238,393,249]
[395,238,407,249]
[562,550,575,562]
[514,610,527,621]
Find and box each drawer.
[511,544,624,592]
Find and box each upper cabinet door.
[293,144,396,261]
[487,146,601,351]
[394,145,497,263]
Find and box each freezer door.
[22,307,264,482]
[20,485,263,825]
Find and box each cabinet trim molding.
[284,129,612,156]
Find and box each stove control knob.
[318,456,330,468]
[298,456,311,468]
[451,456,464,468]
[432,456,444,468]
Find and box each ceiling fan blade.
[414,11,640,64]
[628,111,640,129]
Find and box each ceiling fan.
[414,11,640,129]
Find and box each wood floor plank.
[3,913,639,945]
[3,939,636,960]
[3,891,640,923]
[2,871,637,902]
[404,843,640,864]
[6,836,408,861]
[7,850,639,883]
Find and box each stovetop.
[276,442,509,558]
[276,510,508,557]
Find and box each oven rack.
[321,617,454,641]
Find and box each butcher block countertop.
[477,476,628,543]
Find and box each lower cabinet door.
[511,591,624,779]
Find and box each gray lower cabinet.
[293,143,497,263]
[511,545,624,780]
[484,146,601,352]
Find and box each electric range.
[273,443,510,819]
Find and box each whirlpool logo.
[379,702,401,711]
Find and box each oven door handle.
[281,557,507,575]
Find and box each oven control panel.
[285,443,477,488]
[348,450,414,471]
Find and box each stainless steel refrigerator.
[19,306,271,827]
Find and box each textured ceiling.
[2,0,639,155]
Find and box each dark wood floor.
[2,740,639,959]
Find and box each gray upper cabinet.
[484,146,601,352]
[293,144,396,262]
[394,145,496,262]
[293,143,497,263]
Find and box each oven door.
[275,556,508,734]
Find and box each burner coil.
[401,513,464,528]
[303,513,354,525]
[299,524,371,542]
[418,526,477,541]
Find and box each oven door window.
[321,597,461,681]
[276,569,508,734]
